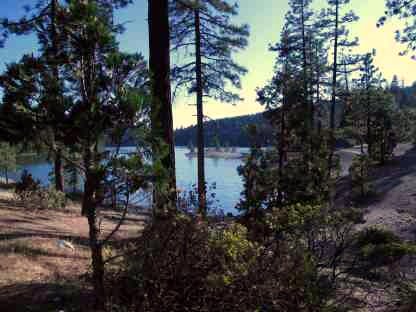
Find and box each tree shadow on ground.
[0,281,92,312]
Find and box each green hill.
[174,113,273,147]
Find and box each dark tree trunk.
[367,94,372,160]
[300,1,311,130]
[54,148,64,192]
[315,44,321,134]
[148,0,177,212]
[278,102,286,205]
[82,151,105,310]
[278,60,289,205]
[328,0,339,178]
[51,0,64,192]
[194,7,206,216]
[5,169,8,185]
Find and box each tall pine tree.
[170,0,249,215]
[317,0,359,176]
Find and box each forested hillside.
[174,113,273,147]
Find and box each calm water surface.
[10,147,246,214]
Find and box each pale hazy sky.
[0,0,415,128]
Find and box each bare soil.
[0,190,146,311]
[336,143,416,311]
[337,143,416,241]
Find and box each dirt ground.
[338,143,416,241]
[0,190,146,311]
[335,144,416,311]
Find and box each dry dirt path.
[338,143,416,240]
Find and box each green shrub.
[353,228,416,270]
[38,187,67,210]
[349,154,373,200]
[110,214,335,312]
[14,171,66,209]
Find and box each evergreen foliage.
[0,142,17,184]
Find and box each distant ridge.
[174,113,273,147]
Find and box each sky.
[0,0,415,128]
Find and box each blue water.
[10,147,246,214]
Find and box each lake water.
[8,147,246,214]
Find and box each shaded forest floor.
[0,190,146,311]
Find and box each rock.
[56,239,75,251]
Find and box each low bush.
[14,170,66,209]
[108,202,373,311]
[110,214,337,312]
[38,187,67,210]
[107,203,416,312]
[352,228,416,271]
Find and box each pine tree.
[317,0,359,176]
[379,0,416,59]
[345,51,395,164]
[170,0,249,216]
[1,1,149,308]
[148,0,177,214]
[390,74,403,108]
[280,0,315,129]
[0,0,67,191]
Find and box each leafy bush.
[14,171,66,209]
[110,214,337,312]
[38,187,67,210]
[15,170,40,194]
[352,228,416,270]
[14,170,41,204]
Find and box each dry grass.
[0,189,146,311]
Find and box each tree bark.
[54,148,64,192]
[328,0,339,178]
[300,0,311,130]
[51,0,64,192]
[148,0,177,213]
[82,151,105,310]
[194,7,207,216]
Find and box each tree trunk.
[51,0,64,193]
[300,1,310,130]
[328,0,339,178]
[278,103,286,205]
[82,152,105,310]
[194,7,207,216]
[148,0,177,213]
[316,44,322,136]
[54,148,64,192]
[5,169,8,185]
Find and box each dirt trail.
[339,143,416,241]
